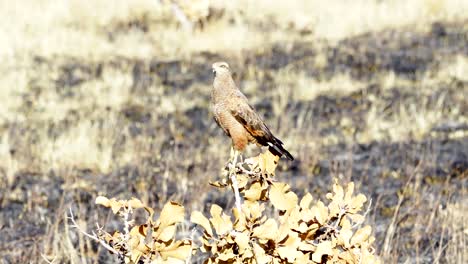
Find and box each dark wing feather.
[230,102,272,140]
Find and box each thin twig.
[40,254,56,264]
[230,168,243,213]
[68,208,122,257]
[352,198,373,229]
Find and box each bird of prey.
[210,61,294,165]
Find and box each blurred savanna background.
[0,0,467,263]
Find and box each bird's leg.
[229,146,235,163]
[229,147,240,168]
[232,149,239,167]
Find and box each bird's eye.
[220,64,228,69]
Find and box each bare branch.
[67,208,122,257]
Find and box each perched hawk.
[210,61,294,163]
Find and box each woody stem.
[229,148,242,212]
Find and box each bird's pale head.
[212,61,231,77]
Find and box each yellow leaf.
[243,201,264,221]
[246,150,280,175]
[130,224,148,238]
[349,213,365,224]
[344,182,355,201]
[160,201,185,228]
[209,205,232,236]
[351,225,372,245]
[234,231,250,253]
[252,243,270,264]
[282,231,300,248]
[157,225,177,242]
[311,201,328,225]
[286,207,302,231]
[326,182,344,204]
[159,240,192,260]
[270,182,298,211]
[233,207,247,231]
[130,248,143,263]
[312,241,333,263]
[209,180,228,188]
[328,200,341,218]
[244,181,263,201]
[126,197,154,216]
[217,251,236,261]
[338,251,356,263]
[295,222,308,234]
[306,223,320,238]
[95,196,110,207]
[340,217,352,229]
[159,257,187,264]
[128,197,144,209]
[300,208,314,222]
[349,194,367,213]
[338,228,353,248]
[298,242,315,252]
[276,223,291,244]
[191,211,213,237]
[253,219,278,240]
[296,252,312,263]
[109,198,123,214]
[237,174,249,189]
[300,193,313,209]
[277,246,300,262]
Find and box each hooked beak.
[212,68,216,76]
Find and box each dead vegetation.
[0,0,467,263]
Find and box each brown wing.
[231,102,272,140]
[229,92,294,160]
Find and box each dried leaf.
[253,219,278,240]
[209,180,228,188]
[110,199,123,214]
[236,174,249,189]
[282,230,300,248]
[234,231,250,253]
[349,194,367,213]
[344,182,355,201]
[312,241,333,263]
[160,201,185,228]
[217,251,236,261]
[191,211,213,237]
[128,197,144,209]
[246,150,280,175]
[311,201,328,225]
[157,225,177,242]
[338,228,353,248]
[244,181,263,201]
[95,196,110,207]
[277,246,300,262]
[270,182,298,211]
[242,201,264,221]
[210,205,232,236]
[159,240,192,260]
[351,225,372,245]
[300,193,313,209]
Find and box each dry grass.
[0,0,466,263]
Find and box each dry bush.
[81,151,379,263]
[85,197,192,263]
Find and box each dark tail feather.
[268,140,294,161]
